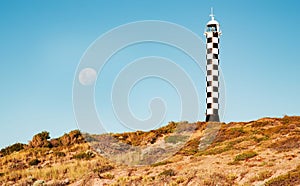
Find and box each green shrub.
[234,151,258,162]
[158,169,175,177]
[73,151,95,160]
[29,159,41,166]
[250,171,273,182]
[0,143,25,156]
[54,151,66,157]
[227,161,241,165]
[197,145,232,156]
[151,160,172,167]
[265,165,300,185]
[101,173,114,179]
[252,135,269,143]
[93,165,114,174]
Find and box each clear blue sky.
[1,0,299,148]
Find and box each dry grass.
[203,172,235,186]
[269,136,300,152]
[11,159,107,184]
[0,143,109,185]
[265,165,300,185]
[249,170,273,182]
[1,116,300,185]
[111,121,178,146]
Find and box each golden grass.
[249,170,273,182]
[1,157,109,184]
[0,143,109,185]
[1,116,300,185]
[265,165,300,185]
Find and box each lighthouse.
[205,8,221,122]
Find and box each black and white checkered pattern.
[205,30,221,122]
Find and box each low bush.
[101,173,114,179]
[73,152,88,159]
[252,135,269,143]
[29,159,41,166]
[265,165,300,186]
[158,169,175,177]
[54,151,66,157]
[151,160,172,167]
[93,165,114,174]
[198,145,232,156]
[234,151,258,162]
[250,171,273,182]
[51,130,85,147]
[0,143,25,156]
[29,131,52,148]
[73,151,95,160]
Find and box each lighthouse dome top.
[205,8,221,34]
[206,19,220,26]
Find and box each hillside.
[1,116,300,185]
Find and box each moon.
[78,68,97,86]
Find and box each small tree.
[29,131,52,148]
[59,130,84,146]
[60,133,71,146]
[69,130,85,144]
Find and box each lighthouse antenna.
[209,7,215,20]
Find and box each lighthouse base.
[206,114,220,122]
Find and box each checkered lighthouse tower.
[205,8,221,122]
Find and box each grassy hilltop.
[1,116,300,185]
